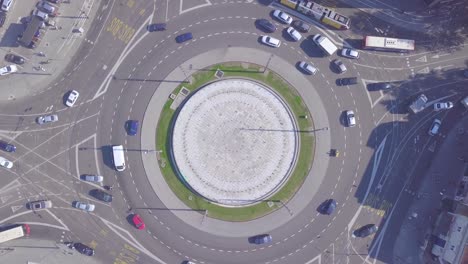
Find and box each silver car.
[261,36,281,48]
[72,201,95,212]
[37,114,58,124]
[81,175,104,183]
[28,200,53,210]
[298,61,317,75]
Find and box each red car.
[132,214,145,230]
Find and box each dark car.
[127,120,139,136]
[147,23,166,32]
[250,234,272,245]
[367,82,394,91]
[5,54,25,65]
[257,19,276,33]
[176,32,193,43]
[0,11,6,28]
[352,224,378,238]
[73,242,95,256]
[319,199,337,215]
[46,0,61,3]
[463,69,468,78]
[338,77,358,86]
[0,140,16,152]
[292,20,310,33]
[90,189,112,203]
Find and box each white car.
[37,114,58,124]
[73,201,95,212]
[0,65,18,76]
[341,48,360,59]
[298,61,318,75]
[0,156,13,169]
[433,101,453,111]
[37,1,57,14]
[261,36,281,48]
[66,90,80,107]
[286,27,302,41]
[272,10,292,24]
[346,110,356,127]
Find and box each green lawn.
[155,63,315,221]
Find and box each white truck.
[461,96,468,109]
[409,94,428,114]
[312,34,338,56]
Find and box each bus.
[280,0,350,30]
[363,36,415,52]
[0,224,30,244]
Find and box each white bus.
[112,145,126,171]
[0,224,30,244]
[363,36,415,52]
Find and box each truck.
[409,94,428,114]
[312,34,338,56]
[461,96,468,109]
[0,224,30,244]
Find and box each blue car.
[0,140,16,152]
[176,32,193,43]
[127,120,139,136]
[320,199,337,215]
[250,234,272,245]
[147,23,166,32]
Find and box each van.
[1,0,13,11]
[112,145,126,171]
[312,34,338,56]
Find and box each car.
[176,32,193,43]
[65,90,79,107]
[132,214,145,230]
[0,12,7,28]
[352,224,378,238]
[298,61,317,75]
[72,201,95,212]
[37,1,57,15]
[433,101,453,111]
[250,234,272,244]
[338,77,358,86]
[292,20,310,33]
[463,69,468,78]
[286,27,302,41]
[27,200,52,210]
[256,19,276,33]
[367,82,394,91]
[346,110,356,127]
[147,23,166,32]
[0,156,13,168]
[127,120,139,136]
[46,0,61,3]
[81,175,103,182]
[0,65,17,76]
[4,54,25,65]
[272,10,292,24]
[90,189,113,202]
[428,119,442,136]
[332,59,347,73]
[319,199,337,215]
[32,9,48,21]
[261,36,281,48]
[37,114,58,124]
[1,0,13,11]
[73,242,95,256]
[0,140,16,152]
[341,48,360,59]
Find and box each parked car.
[256,18,276,33]
[298,61,317,75]
[0,140,16,152]
[341,48,359,59]
[1,0,13,12]
[0,156,13,168]
[250,234,272,244]
[332,59,347,73]
[346,110,356,127]
[352,224,378,238]
[428,119,442,136]
[463,69,468,78]
[338,77,358,86]
[81,175,103,182]
[292,20,310,33]
[65,90,79,107]
[32,9,49,21]
[286,27,302,41]
[90,189,113,203]
[0,11,6,27]
[72,201,95,212]
[73,242,95,256]
[27,200,52,210]
[319,199,337,215]
[37,1,57,15]
[433,101,453,111]
[127,120,139,136]
[4,54,25,65]
[175,32,193,43]
[147,23,166,32]
[132,214,145,230]
[272,10,292,24]
[261,36,281,48]
[0,65,18,76]
[37,114,58,124]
